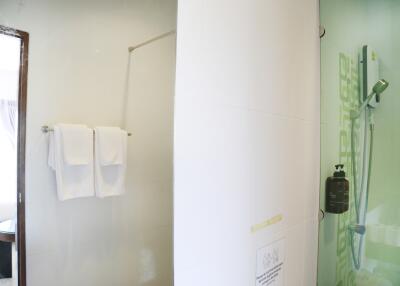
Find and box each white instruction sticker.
[255,238,285,286]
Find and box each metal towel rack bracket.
[41,125,132,136]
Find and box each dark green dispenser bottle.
[325,164,349,214]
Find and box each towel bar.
[41,125,132,136]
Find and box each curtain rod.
[128,30,176,53]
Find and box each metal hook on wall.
[320,25,326,38]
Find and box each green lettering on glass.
[336,53,359,286]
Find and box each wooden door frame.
[0,25,29,286]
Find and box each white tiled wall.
[0,0,176,285]
[174,0,320,285]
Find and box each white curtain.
[0,100,17,222]
[0,100,17,148]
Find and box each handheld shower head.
[372,79,389,95]
[351,79,389,119]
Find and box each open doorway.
[0,25,28,286]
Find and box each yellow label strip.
[251,214,283,234]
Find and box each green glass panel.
[319,0,400,285]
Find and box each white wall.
[174,0,320,285]
[0,0,176,285]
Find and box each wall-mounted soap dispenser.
[325,164,349,214]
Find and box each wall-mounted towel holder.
[41,125,132,136]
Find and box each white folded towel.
[48,124,95,201]
[94,127,127,198]
[61,125,92,165]
[96,127,124,165]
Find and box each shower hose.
[350,109,374,270]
